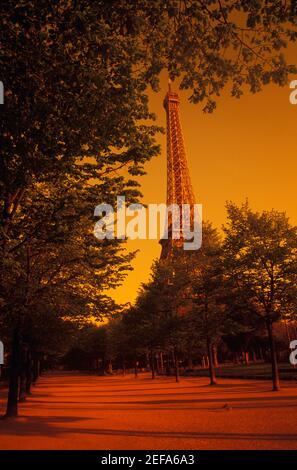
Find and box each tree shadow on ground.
[0,415,297,442]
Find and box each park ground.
[0,372,297,450]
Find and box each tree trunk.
[235,352,241,364]
[150,350,155,379]
[244,351,249,365]
[251,349,257,362]
[25,353,33,395]
[106,359,112,375]
[39,358,43,376]
[5,330,20,417]
[122,357,126,376]
[32,357,40,384]
[18,357,26,402]
[173,347,179,383]
[213,346,218,367]
[134,358,138,379]
[145,352,150,370]
[207,338,217,385]
[159,352,164,374]
[19,344,29,402]
[19,371,26,402]
[165,353,171,376]
[187,355,193,370]
[266,319,280,391]
[155,354,160,375]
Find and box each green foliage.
[114,213,297,371]
[187,223,227,344]
[223,201,297,321]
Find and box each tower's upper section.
[163,83,180,109]
[160,84,196,258]
[164,84,195,208]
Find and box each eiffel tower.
[160,83,196,259]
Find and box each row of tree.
[69,203,297,391]
[0,0,162,417]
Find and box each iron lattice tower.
[160,84,196,259]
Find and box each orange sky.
[111,69,297,305]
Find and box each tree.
[138,255,191,382]
[1,1,164,416]
[222,202,297,390]
[133,284,167,379]
[1,1,163,246]
[74,324,109,372]
[108,312,145,377]
[2,1,297,242]
[187,223,228,385]
[221,292,266,365]
[1,171,135,417]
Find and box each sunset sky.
[112,71,297,305]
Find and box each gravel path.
[0,372,296,449]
